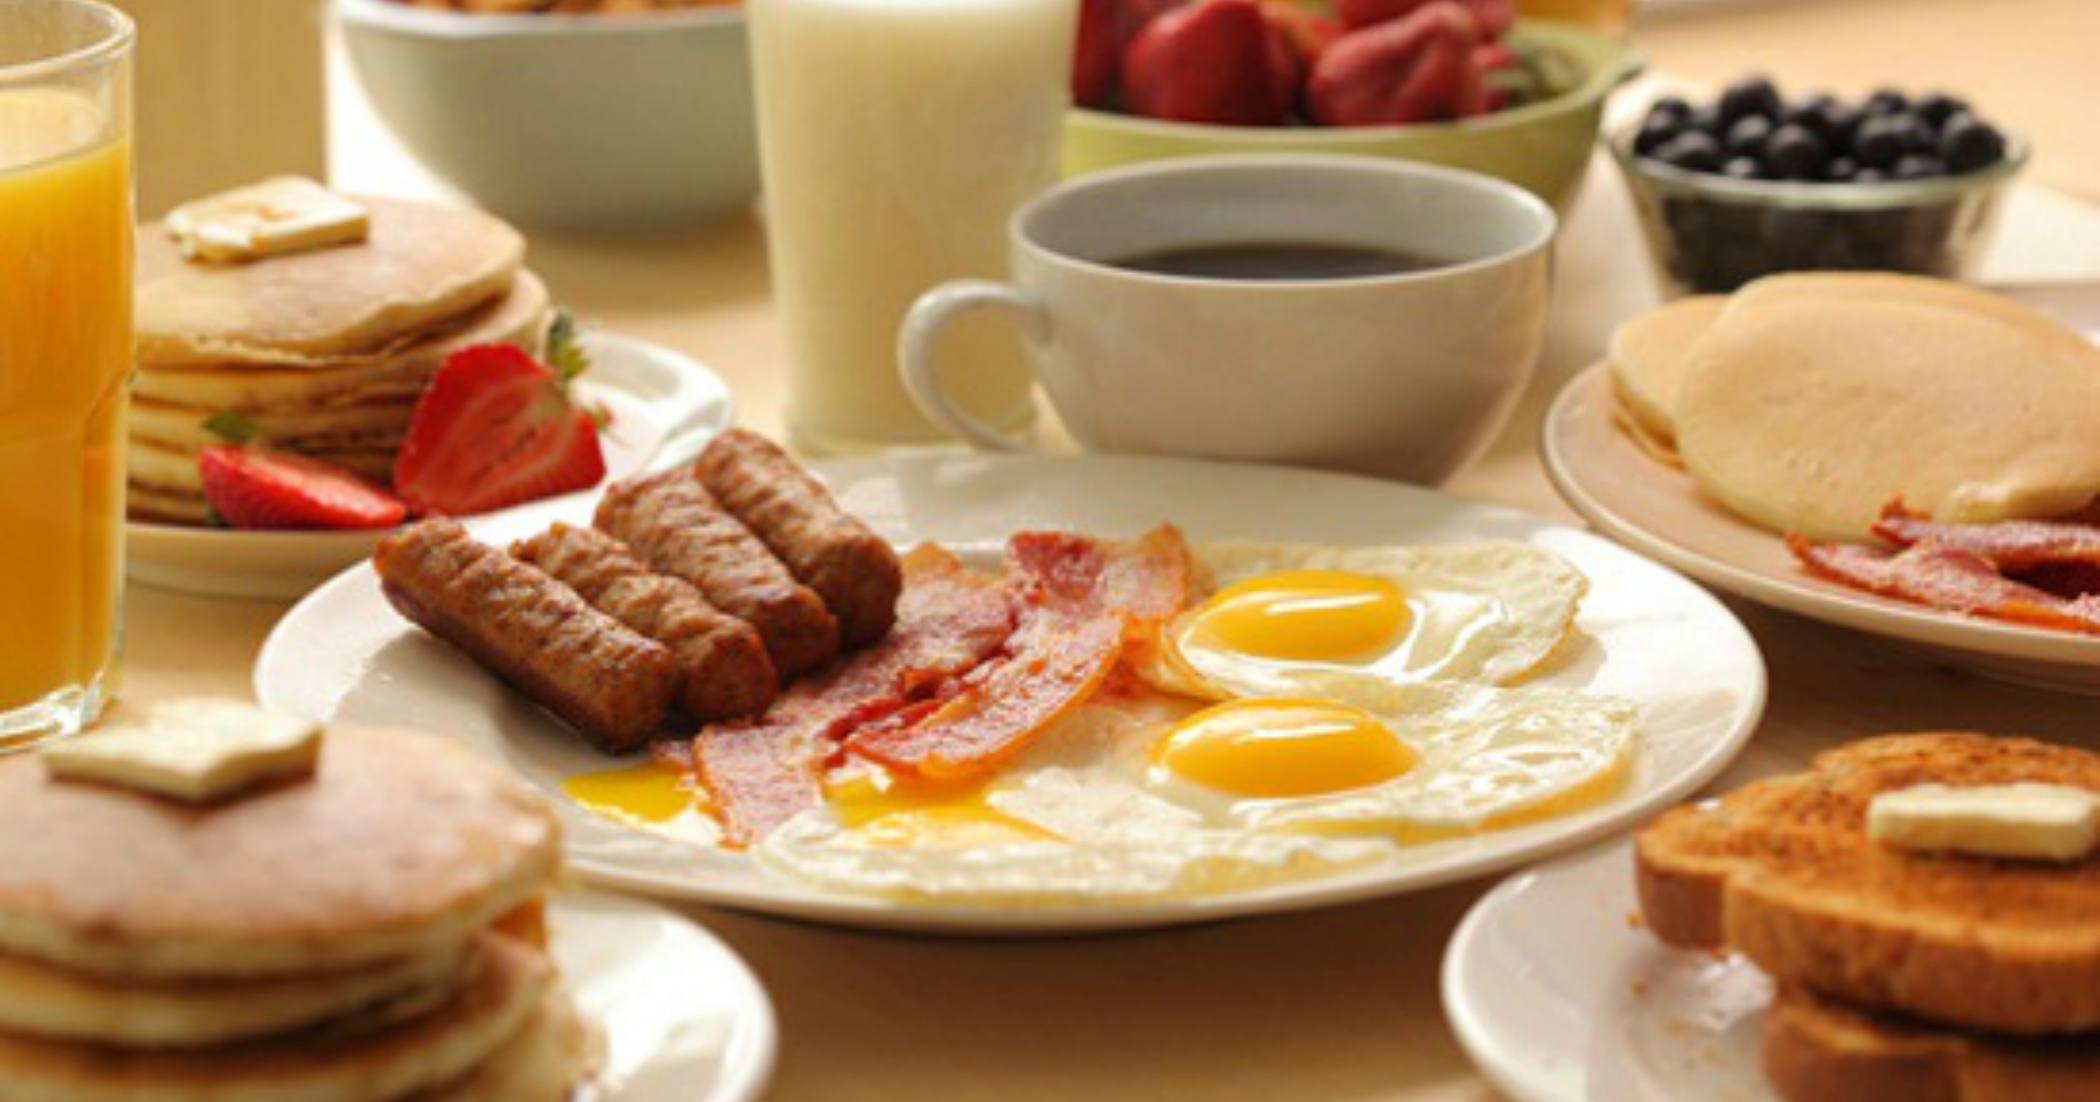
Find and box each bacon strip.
[847,527,1192,782]
[1872,500,2100,573]
[1788,536,2100,636]
[690,546,1015,846]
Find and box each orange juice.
[0,89,132,725]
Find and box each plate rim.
[1541,364,2100,668]
[257,450,1768,936]
[549,889,778,1102]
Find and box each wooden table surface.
[121,1,2100,1099]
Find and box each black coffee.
[1109,241,1447,281]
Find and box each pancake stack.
[0,720,595,1101]
[130,196,550,524]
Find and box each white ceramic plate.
[255,453,1765,936]
[1541,353,2100,694]
[1443,837,1778,1102]
[126,332,733,600]
[550,890,775,1102]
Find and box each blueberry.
[1649,96,1693,123]
[1854,114,1928,168]
[1864,88,1909,116]
[1854,167,1889,183]
[1824,104,1866,151]
[1783,94,1836,139]
[1765,123,1828,180]
[1634,114,1684,155]
[1893,154,1950,180]
[1656,131,1724,173]
[1687,102,1724,136]
[1720,75,1783,128]
[1915,92,1968,128]
[1726,115,1774,159]
[1940,112,2007,172]
[1825,156,1858,181]
[1723,156,1765,180]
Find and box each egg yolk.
[1154,698,1416,799]
[825,768,1057,849]
[1187,570,1410,664]
[564,763,707,825]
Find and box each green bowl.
[1061,20,1642,211]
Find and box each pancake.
[0,726,559,980]
[136,197,525,367]
[1675,296,2100,541]
[412,991,600,1102]
[1728,271,2100,360]
[130,397,419,454]
[132,271,549,413]
[1606,294,1723,445]
[0,933,550,1102]
[0,940,468,1049]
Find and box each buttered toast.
[1635,732,2100,1035]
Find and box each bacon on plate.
[1787,535,2100,636]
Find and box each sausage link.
[374,519,677,753]
[694,428,903,646]
[593,469,840,678]
[513,523,778,722]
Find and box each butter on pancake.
[0,724,559,980]
[137,196,524,367]
[1675,294,2100,541]
[1607,294,1723,446]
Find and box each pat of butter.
[42,698,322,804]
[166,177,368,263]
[1868,782,2100,862]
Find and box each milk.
[750,0,1075,454]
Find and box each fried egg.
[1159,541,1588,701]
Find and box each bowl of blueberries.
[1610,75,2024,294]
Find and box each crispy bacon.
[846,527,1192,781]
[1788,535,2100,636]
[689,545,1015,847]
[1872,500,2100,575]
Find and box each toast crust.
[1763,985,2100,1102]
[1636,733,2100,1035]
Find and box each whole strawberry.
[1308,0,1485,126]
[1074,0,1184,108]
[393,333,607,518]
[1124,0,1297,126]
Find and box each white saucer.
[126,331,732,601]
[552,890,775,1102]
[1443,837,1778,1102]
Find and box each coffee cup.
[899,154,1556,483]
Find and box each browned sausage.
[512,523,778,723]
[594,469,840,678]
[374,518,678,754]
[693,428,903,647]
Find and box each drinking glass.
[0,0,134,750]
[749,0,1076,456]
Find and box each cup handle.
[899,280,1049,453]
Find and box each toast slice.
[1763,985,2100,1102]
[1636,732,2100,1035]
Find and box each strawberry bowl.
[1063,17,1639,211]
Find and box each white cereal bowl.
[337,0,758,230]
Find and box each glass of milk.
[750,0,1076,456]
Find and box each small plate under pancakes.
[126,331,733,601]
[255,453,1765,936]
[1540,285,2100,694]
[550,890,775,1102]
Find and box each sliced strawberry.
[198,446,409,530]
[393,342,607,517]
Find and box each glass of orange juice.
[0,0,133,750]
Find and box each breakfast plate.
[126,331,733,600]
[255,453,1765,935]
[1541,359,2100,694]
[1443,837,1776,1102]
[549,890,776,1102]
